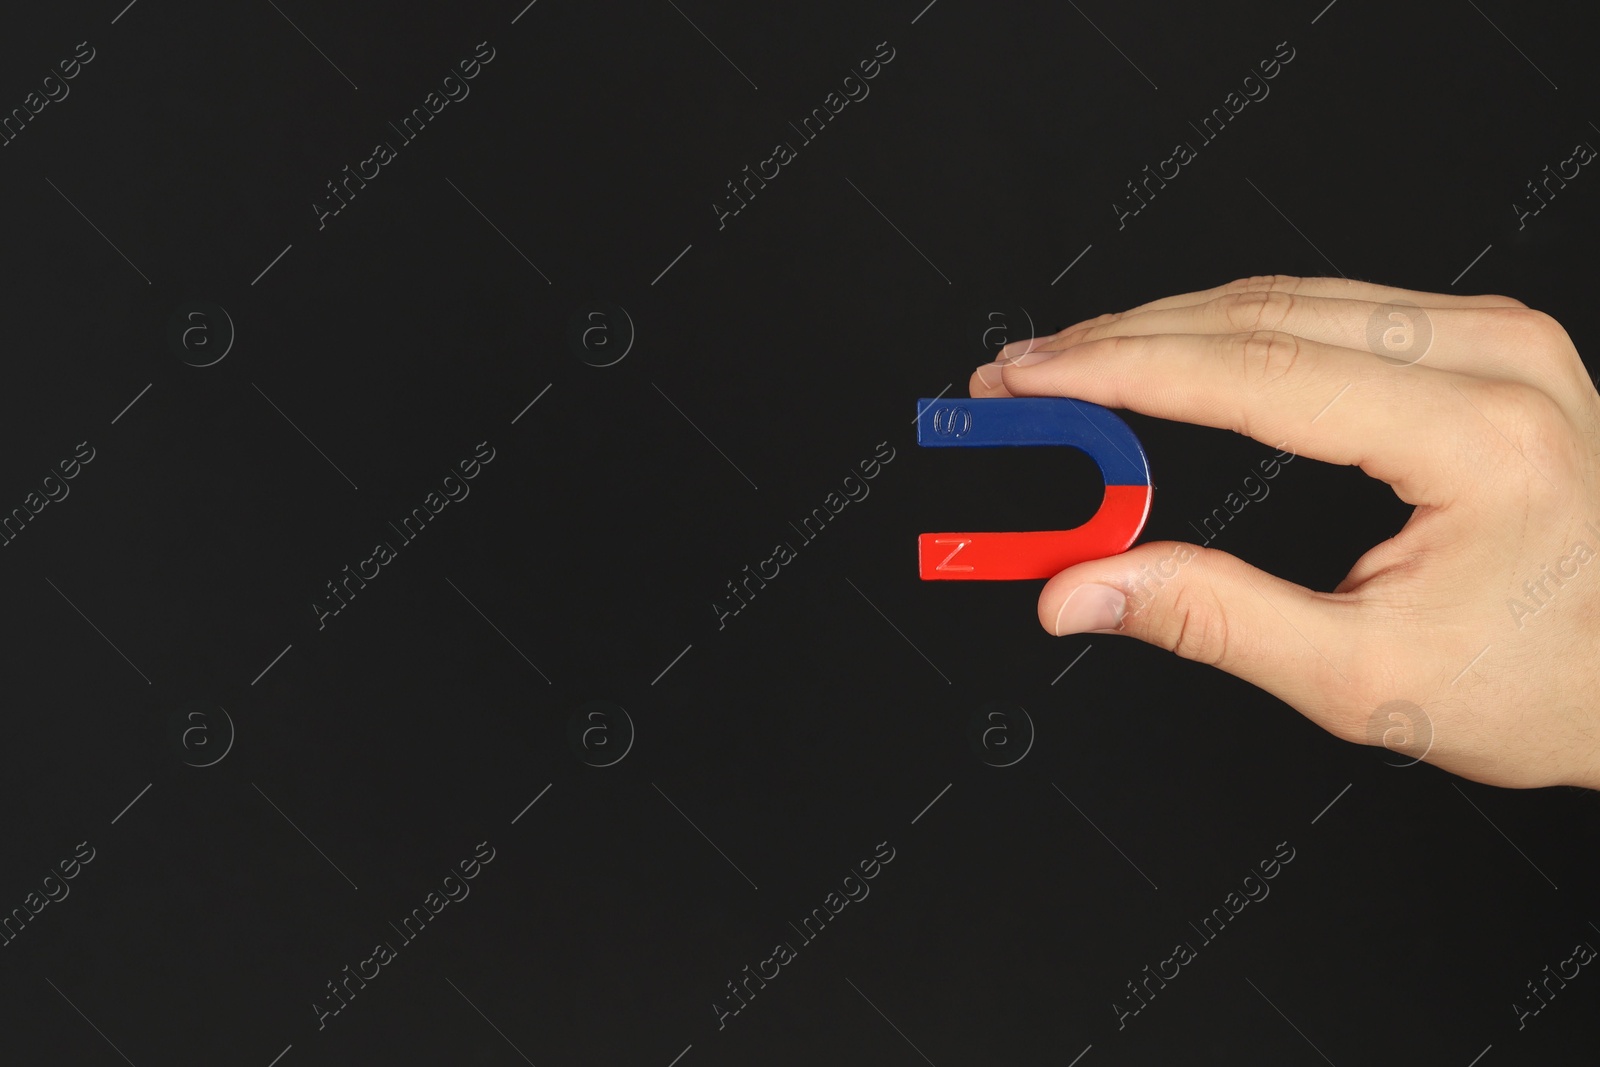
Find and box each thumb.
[1039,541,1366,720]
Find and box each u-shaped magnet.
[915,397,1152,580]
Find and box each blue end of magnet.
[914,397,1150,487]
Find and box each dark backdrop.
[1,0,1597,1064]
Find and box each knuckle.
[1077,311,1121,332]
[1053,311,1120,346]
[1097,333,1141,361]
[1224,274,1303,296]
[1482,293,1529,309]
[1465,379,1579,484]
[1162,581,1231,667]
[1219,289,1296,331]
[1499,306,1571,349]
[1232,329,1304,388]
[1469,305,1588,395]
[1478,378,1561,433]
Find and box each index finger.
[1113,274,1528,318]
[975,330,1480,505]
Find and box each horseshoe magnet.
[915,397,1152,580]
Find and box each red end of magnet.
[919,485,1152,580]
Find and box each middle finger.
[999,293,1541,383]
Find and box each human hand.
[970,275,1600,789]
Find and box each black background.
[1,0,1598,1064]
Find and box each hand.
[970,275,1600,789]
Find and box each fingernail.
[1052,584,1126,635]
[973,361,1005,388]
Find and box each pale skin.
[969,275,1600,789]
